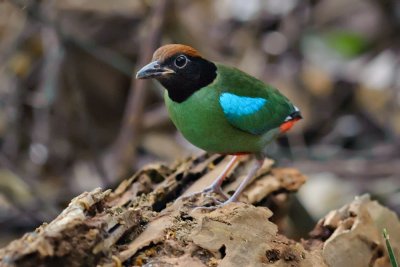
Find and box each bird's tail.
[285,105,302,122]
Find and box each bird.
[136,44,302,206]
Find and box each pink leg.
[203,155,240,199]
[223,158,264,203]
[192,158,265,212]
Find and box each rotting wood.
[0,153,398,267]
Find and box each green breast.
[164,87,264,154]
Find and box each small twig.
[8,0,135,76]
[0,153,56,223]
[110,0,170,180]
[30,25,63,163]
[142,104,170,131]
[65,57,110,186]
[70,38,134,77]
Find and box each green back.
[213,64,295,134]
[164,63,295,154]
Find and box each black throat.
[157,57,217,103]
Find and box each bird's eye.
[174,55,188,68]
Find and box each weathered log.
[0,154,398,267]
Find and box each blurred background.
[0,0,399,246]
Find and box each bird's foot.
[192,157,264,212]
[202,185,229,200]
[175,185,231,212]
[191,197,237,213]
[177,184,229,203]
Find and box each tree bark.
[0,154,398,267]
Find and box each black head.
[136,44,217,103]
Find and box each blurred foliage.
[323,30,369,58]
[384,228,399,267]
[0,0,399,246]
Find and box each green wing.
[216,64,295,135]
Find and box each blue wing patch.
[219,92,267,120]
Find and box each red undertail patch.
[279,118,301,133]
[230,152,250,156]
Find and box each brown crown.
[152,44,201,62]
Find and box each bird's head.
[136,44,202,80]
[136,44,217,102]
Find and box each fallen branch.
[0,154,398,267]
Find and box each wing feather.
[216,64,297,135]
[219,92,272,134]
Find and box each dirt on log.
[0,154,399,267]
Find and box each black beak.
[136,61,175,79]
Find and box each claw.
[177,185,228,203]
[192,205,218,213]
[203,185,229,200]
[191,198,233,213]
